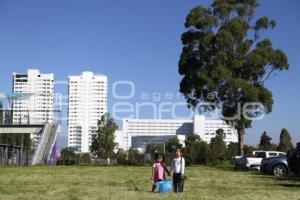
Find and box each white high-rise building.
[68,71,107,153]
[12,69,54,125]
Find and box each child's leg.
[151,183,156,192]
[178,177,184,193]
[173,173,178,193]
[152,179,163,192]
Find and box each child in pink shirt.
[151,154,170,192]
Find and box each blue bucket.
[156,180,172,193]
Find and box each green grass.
[0,165,299,200]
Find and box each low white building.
[117,115,238,150]
[193,115,238,145]
[114,130,126,151]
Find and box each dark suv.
[287,143,300,174]
[260,156,288,177]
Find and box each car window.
[279,153,285,156]
[269,153,277,157]
[256,152,266,158]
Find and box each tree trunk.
[238,128,244,156]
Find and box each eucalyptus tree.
[179,0,289,155]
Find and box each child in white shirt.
[171,147,185,193]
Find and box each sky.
[0,0,299,150]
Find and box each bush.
[78,153,92,165]
[184,135,209,165]
[116,149,146,166]
[209,160,233,169]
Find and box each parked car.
[260,156,288,177]
[239,151,286,170]
[287,143,300,174]
[249,162,261,171]
[234,155,249,170]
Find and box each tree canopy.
[208,129,227,163]
[258,131,272,150]
[179,0,289,155]
[277,128,294,152]
[184,134,209,164]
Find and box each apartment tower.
[12,69,54,125]
[68,71,107,152]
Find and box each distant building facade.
[12,69,55,145]
[118,115,238,150]
[12,69,54,125]
[67,71,107,153]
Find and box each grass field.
[0,165,299,200]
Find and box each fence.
[0,144,30,166]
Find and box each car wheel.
[272,164,288,177]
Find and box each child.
[171,147,185,193]
[151,154,170,192]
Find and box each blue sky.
[0,0,299,149]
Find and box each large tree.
[90,113,118,160]
[179,0,289,155]
[277,128,294,152]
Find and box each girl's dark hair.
[175,147,183,153]
[154,152,164,160]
